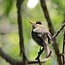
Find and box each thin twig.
[52,23,65,38]
[35,47,44,65]
[35,47,44,60]
[38,58,42,65]
[28,58,50,64]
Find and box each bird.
[30,21,52,58]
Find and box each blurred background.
[0,0,65,65]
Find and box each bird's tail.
[45,45,52,58]
[44,39,52,58]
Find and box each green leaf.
[4,0,14,16]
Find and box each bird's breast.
[32,31,44,47]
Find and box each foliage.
[0,0,65,65]
[51,0,65,15]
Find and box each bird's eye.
[36,21,42,24]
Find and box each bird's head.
[30,21,42,29]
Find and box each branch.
[52,23,65,38]
[35,47,44,65]
[40,0,54,35]
[16,0,27,64]
[0,48,21,65]
[62,31,65,65]
[40,0,62,65]
[28,59,46,64]
[0,48,48,65]
[35,47,44,60]
[62,18,65,65]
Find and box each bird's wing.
[42,33,51,58]
[33,27,42,33]
[33,27,51,37]
[33,27,50,34]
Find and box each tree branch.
[52,23,65,38]
[16,0,27,64]
[0,48,21,65]
[35,47,44,60]
[62,31,65,65]
[0,48,47,65]
[40,0,54,35]
[40,0,62,65]
[62,18,65,65]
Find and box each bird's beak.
[29,21,33,24]
[29,21,36,28]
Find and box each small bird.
[30,21,52,58]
